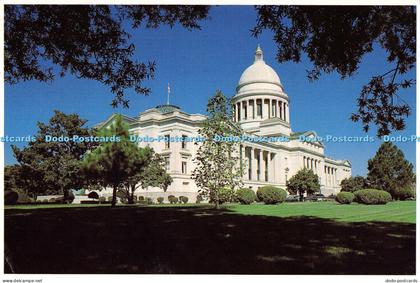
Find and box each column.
[240,145,246,180]
[252,148,258,181]
[303,156,306,168]
[259,150,265,182]
[279,101,283,120]
[286,103,290,123]
[283,103,287,122]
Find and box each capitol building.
[98,46,352,201]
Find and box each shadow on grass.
[4,206,415,274]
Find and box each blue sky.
[4,5,416,176]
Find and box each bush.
[107,196,113,202]
[48,198,56,203]
[168,195,178,204]
[138,196,145,201]
[335,192,355,204]
[354,189,392,205]
[88,191,99,199]
[81,200,99,204]
[17,192,33,204]
[146,197,154,205]
[210,187,235,204]
[157,197,164,204]
[392,187,415,200]
[256,186,287,204]
[5,190,19,205]
[42,199,49,203]
[179,196,189,204]
[236,188,256,205]
[65,190,75,204]
[196,195,204,204]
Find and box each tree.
[287,168,320,201]
[340,176,367,193]
[5,5,210,108]
[367,142,415,198]
[122,147,173,204]
[192,90,243,209]
[83,114,155,207]
[252,6,415,136]
[12,110,95,201]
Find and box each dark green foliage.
[257,186,287,204]
[107,196,113,202]
[336,192,355,204]
[11,111,95,199]
[168,195,178,204]
[88,191,99,199]
[5,190,19,205]
[157,197,164,204]
[354,189,392,205]
[179,196,189,204]
[146,197,154,205]
[5,5,210,107]
[42,199,49,203]
[367,142,415,199]
[236,188,256,205]
[210,187,235,204]
[195,195,203,204]
[253,6,415,136]
[287,169,320,201]
[392,187,415,201]
[340,176,367,193]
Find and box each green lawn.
[4,201,416,274]
[227,201,416,223]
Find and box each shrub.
[146,197,154,205]
[335,192,355,204]
[88,191,99,199]
[48,198,56,203]
[392,187,415,200]
[5,190,19,205]
[354,189,392,205]
[168,195,178,204]
[256,186,287,204]
[138,196,145,201]
[107,196,113,202]
[210,187,235,204]
[236,188,256,205]
[157,197,164,204]
[65,190,75,204]
[17,192,33,204]
[196,195,204,204]
[179,196,189,204]
[42,199,49,203]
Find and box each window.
[182,135,187,149]
[182,161,187,174]
[165,134,170,149]
[164,157,170,171]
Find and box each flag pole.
[167,83,170,105]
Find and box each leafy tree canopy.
[287,168,320,201]
[340,176,367,193]
[12,110,95,199]
[5,5,210,107]
[253,6,415,136]
[367,142,415,198]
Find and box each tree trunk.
[299,191,304,202]
[111,185,117,207]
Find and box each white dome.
[236,46,284,95]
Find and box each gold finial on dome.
[255,44,263,62]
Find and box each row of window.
[164,134,189,150]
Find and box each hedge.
[256,186,287,204]
[157,197,164,204]
[335,192,355,204]
[179,196,189,204]
[236,188,256,205]
[168,195,178,204]
[392,187,415,200]
[354,189,392,205]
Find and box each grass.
[227,201,416,223]
[4,201,416,274]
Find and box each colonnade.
[233,98,289,122]
[240,145,276,182]
[303,156,338,187]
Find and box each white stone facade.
[96,46,351,201]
